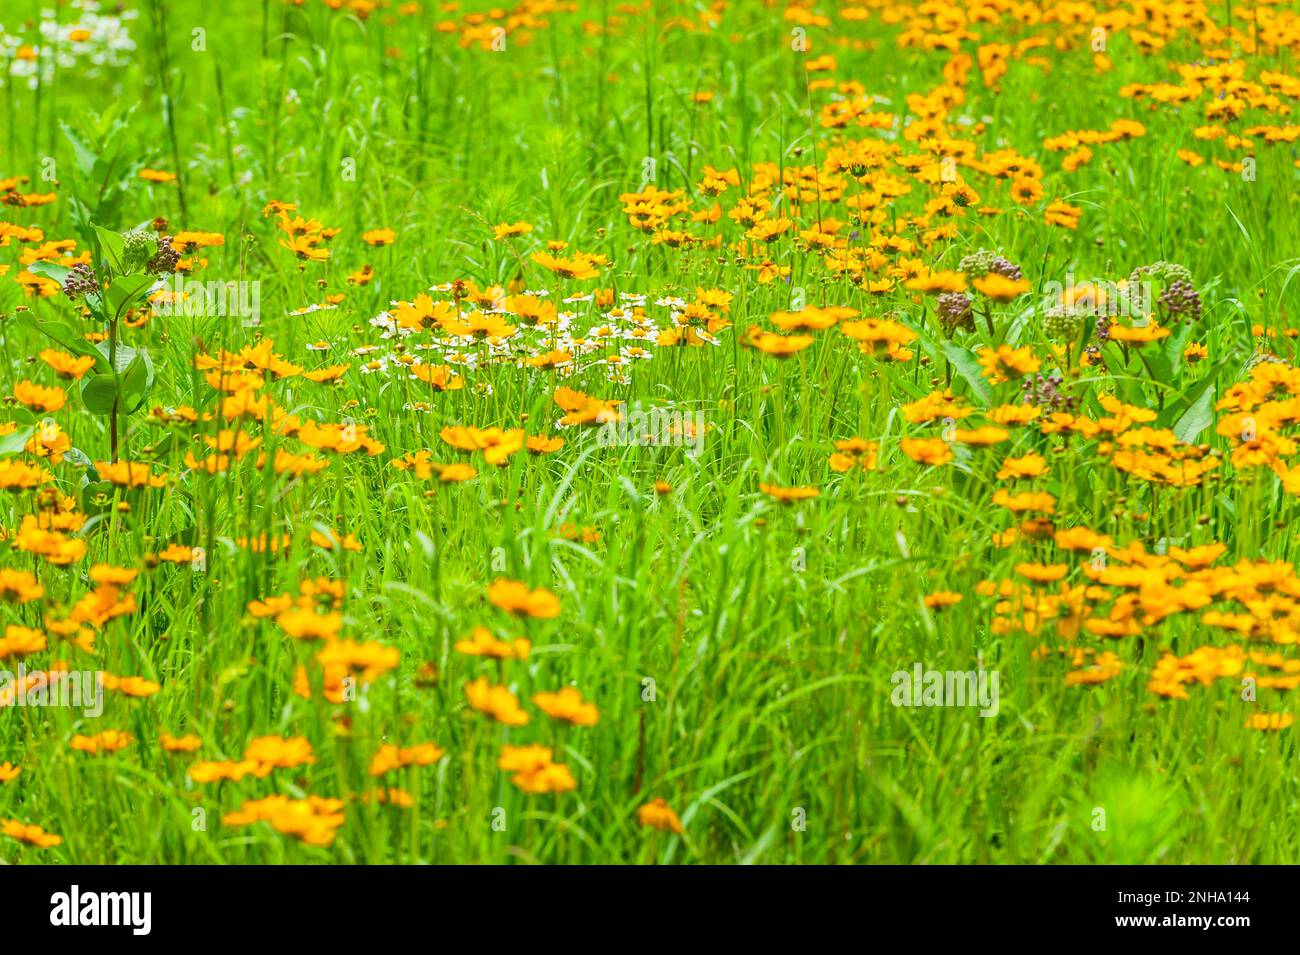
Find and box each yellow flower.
[924,592,963,609]
[900,438,954,466]
[242,736,317,775]
[636,798,683,834]
[369,742,446,777]
[997,452,1048,479]
[464,677,530,725]
[454,626,530,660]
[758,482,821,502]
[1245,713,1294,731]
[498,745,577,795]
[487,579,561,619]
[532,687,600,726]
[223,795,345,847]
[977,345,1040,383]
[361,228,396,246]
[2,819,62,848]
[13,380,66,412]
[972,273,1030,301]
[70,730,134,755]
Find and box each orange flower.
[487,579,561,619]
[636,798,683,834]
[464,677,530,725]
[532,687,600,726]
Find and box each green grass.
[0,0,1298,864]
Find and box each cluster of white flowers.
[2,2,137,90]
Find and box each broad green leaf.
[18,314,109,371]
[122,349,155,413]
[939,340,992,407]
[80,373,120,415]
[93,224,126,273]
[60,121,99,177]
[0,426,33,455]
[105,273,156,317]
[27,260,72,286]
[1173,381,1216,444]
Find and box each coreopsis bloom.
[103,674,161,698]
[454,626,530,660]
[493,221,534,240]
[531,250,601,280]
[243,735,317,774]
[96,461,167,489]
[297,420,385,455]
[997,453,1048,480]
[13,516,86,565]
[924,592,963,609]
[0,570,44,603]
[1066,651,1124,685]
[279,235,330,261]
[527,434,564,454]
[900,438,954,466]
[0,460,53,491]
[436,463,478,482]
[369,742,445,777]
[977,345,1040,383]
[304,364,349,383]
[1107,321,1171,344]
[758,482,820,502]
[1245,713,1294,731]
[362,228,396,246]
[742,325,814,358]
[155,544,199,564]
[276,606,344,641]
[532,687,600,726]
[188,759,261,783]
[464,677,530,725]
[829,437,879,472]
[487,579,561,619]
[553,386,620,427]
[0,762,21,782]
[223,796,345,847]
[410,363,464,390]
[2,819,62,848]
[953,426,1010,446]
[159,733,203,753]
[315,639,400,682]
[636,798,683,834]
[769,305,856,331]
[357,787,415,808]
[972,273,1030,301]
[1016,562,1069,583]
[841,318,917,353]
[39,349,95,380]
[0,625,48,659]
[905,270,967,293]
[498,745,577,794]
[13,380,66,412]
[1044,199,1082,229]
[70,730,134,755]
[993,489,1056,514]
